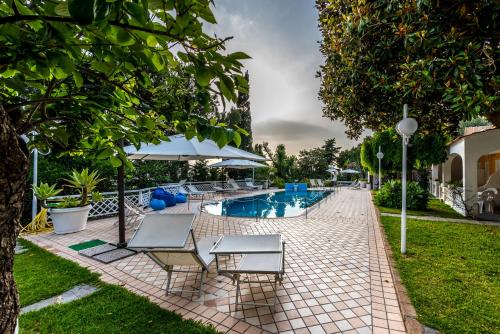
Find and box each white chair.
[309,179,318,188]
[127,213,218,296]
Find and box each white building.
[430,126,500,217]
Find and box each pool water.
[202,190,331,218]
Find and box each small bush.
[374,180,429,210]
[273,177,285,189]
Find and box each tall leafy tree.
[298,147,329,179]
[0,1,249,331]
[223,71,253,151]
[190,160,210,181]
[337,145,361,170]
[322,138,340,165]
[317,0,499,138]
[360,129,448,174]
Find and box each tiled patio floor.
[25,188,406,334]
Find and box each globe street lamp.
[376,146,384,189]
[396,104,418,254]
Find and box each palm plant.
[64,169,103,206]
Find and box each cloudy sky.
[208,0,366,155]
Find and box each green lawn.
[20,285,218,334]
[381,216,500,334]
[377,198,466,219]
[15,239,219,334]
[14,239,100,306]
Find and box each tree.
[0,1,249,331]
[272,144,296,180]
[337,145,361,170]
[322,138,340,166]
[317,0,499,139]
[298,147,329,180]
[190,160,210,181]
[360,129,448,175]
[224,71,253,151]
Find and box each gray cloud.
[253,119,364,154]
[209,0,369,155]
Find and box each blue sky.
[208,0,366,154]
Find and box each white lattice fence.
[50,180,268,218]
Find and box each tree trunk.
[0,105,29,334]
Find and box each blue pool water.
[202,190,331,218]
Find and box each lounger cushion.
[238,253,283,274]
[195,236,219,268]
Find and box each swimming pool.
[202,190,331,218]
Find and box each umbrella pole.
[252,168,255,182]
[117,160,126,248]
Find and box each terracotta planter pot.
[49,205,92,234]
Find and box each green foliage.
[273,177,285,189]
[374,180,429,210]
[223,71,253,151]
[32,183,62,201]
[34,169,102,208]
[317,0,500,138]
[1,0,248,166]
[272,144,296,180]
[64,169,102,206]
[56,197,82,208]
[458,116,491,135]
[190,160,210,181]
[336,145,361,169]
[361,129,448,174]
[322,138,340,165]
[298,147,329,180]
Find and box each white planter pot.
[360,181,366,188]
[366,184,371,190]
[49,205,92,234]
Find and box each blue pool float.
[152,188,176,207]
[150,198,166,211]
[175,193,187,203]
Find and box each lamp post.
[376,146,384,190]
[396,104,418,254]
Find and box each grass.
[381,216,500,334]
[14,239,99,306]
[20,285,219,334]
[377,198,466,219]
[16,239,219,334]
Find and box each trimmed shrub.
[273,177,285,189]
[374,180,429,210]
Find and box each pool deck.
[24,188,406,334]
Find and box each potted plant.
[34,169,103,234]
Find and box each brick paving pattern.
[25,188,405,333]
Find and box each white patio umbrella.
[326,167,338,181]
[208,159,268,181]
[116,135,267,246]
[124,134,268,161]
[340,168,360,174]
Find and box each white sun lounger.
[127,213,218,296]
[210,234,285,311]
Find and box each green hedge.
[374,180,429,210]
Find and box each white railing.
[428,180,441,198]
[52,179,269,218]
[442,184,466,215]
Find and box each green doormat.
[69,239,106,251]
